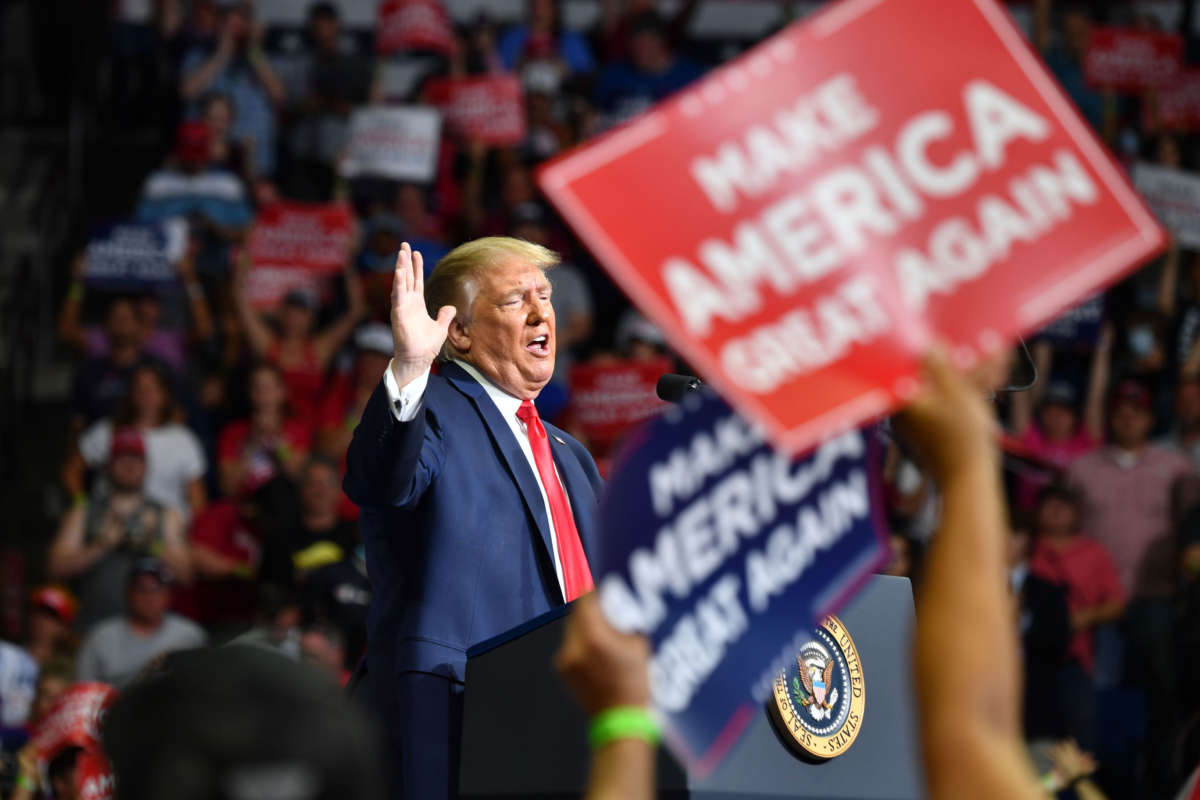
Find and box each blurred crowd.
[1,0,1200,797]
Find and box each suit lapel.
[440,364,560,598]
[546,430,599,567]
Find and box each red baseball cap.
[110,428,146,459]
[30,585,78,625]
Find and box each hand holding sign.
[390,242,456,388]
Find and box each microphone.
[656,373,703,403]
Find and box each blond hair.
[425,236,560,362]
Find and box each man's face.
[1111,401,1152,448]
[249,367,286,412]
[105,300,141,347]
[1064,11,1091,58]
[451,259,555,398]
[300,463,341,517]
[1039,404,1077,441]
[630,29,667,72]
[127,575,170,626]
[311,14,340,53]
[108,453,146,493]
[1036,497,1077,537]
[300,631,344,677]
[29,608,67,645]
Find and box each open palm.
[390,242,456,387]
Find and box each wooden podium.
[458,575,923,799]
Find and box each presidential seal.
[768,615,865,761]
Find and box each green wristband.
[588,706,659,750]
[17,773,37,791]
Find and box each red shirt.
[1015,426,1099,510]
[1029,535,1124,672]
[266,340,327,434]
[177,500,260,627]
[217,418,311,494]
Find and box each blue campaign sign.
[82,220,184,290]
[1036,293,1104,345]
[595,390,886,775]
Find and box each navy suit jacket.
[343,362,603,691]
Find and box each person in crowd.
[555,593,655,800]
[0,587,76,730]
[75,557,206,688]
[180,0,284,177]
[880,532,917,579]
[102,646,383,800]
[283,1,368,202]
[1068,378,1194,796]
[1162,376,1200,467]
[594,0,699,63]
[135,120,254,255]
[183,494,263,633]
[58,242,212,375]
[49,429,192,632]
[613,310,669,362]
[1027,483,1125,749]
[216,362,311,497]
[1007,512,1073,742]
[898,349,1047,797]
[317,322,393,466]
[498,0,595,84]
[1008,328,1111,509]
[66,362,207,521]
[592,11,704,127]
[233,256,365,433]
[66,297,169,432]
[299,622,349,685]
[299,542,370,674]
[201,91,252,186]
[344,240,603,796]
[285,457,359,580]
[1033,0,1108,135]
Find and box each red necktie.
[517,399,594,601]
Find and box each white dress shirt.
[384,359,570,595]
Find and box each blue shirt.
[182,47,278,175]
[593,57,705,124]
[497,27,595,74]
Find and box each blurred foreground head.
[102,646,382,800]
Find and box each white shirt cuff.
[384,360,430,422]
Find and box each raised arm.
[247,21,286,106]
[178,243,215,344]
[1157,239,1180,317]
[159,507,193,584]
[57,253,89,351]
[232,252,277,357]
[1033,0,1052,55]
[555,593,655,800]
[1083,324,1113,440]
[48,507,120,580]
[313,263,367,369]
[1009,340,1053,436]
[181,33,235,100]
[897,350,1043,800]
[343,244,457,508]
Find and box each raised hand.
[390,242,456,388]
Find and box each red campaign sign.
[376,0,456,57]
[426,76,527,146]
[247,202,354,274]
[1155,69,1200,131]
[1084,27,1182,92]
[567,357,671,451]
[33,682,117,799]
[538,0,1166,455]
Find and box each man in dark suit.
[344,238,602,798]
